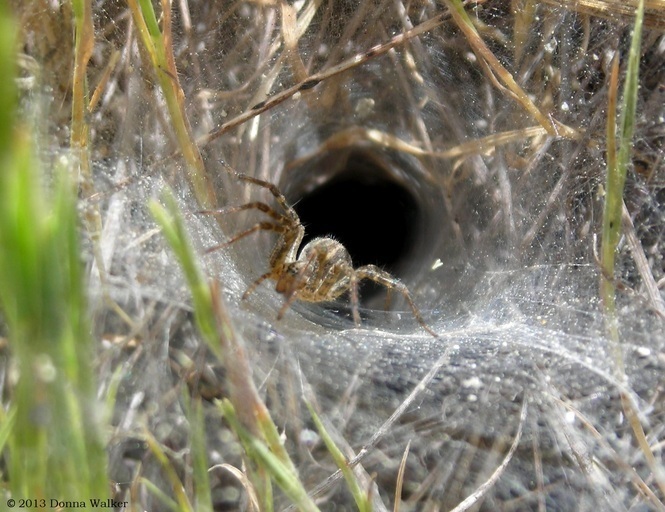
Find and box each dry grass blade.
[555,397,665,511]
[72,0,107,286]
[621,203,665,318]
[512,0,537,63]
[196,12,447,148]
[620,391,665,499]
[285,126,549,176]
[443,0,578,139]
[300,344,455,503]
[449,401,528,512]
[541,0,665,29]
[280,0,313,85]
[530,416,547,512]
[393,440,411,512]
[209,464,261,512]
[71,0,93,176]
[88,49,120,112]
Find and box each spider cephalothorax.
[203,173,437,337]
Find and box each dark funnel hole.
[290,153,420,301]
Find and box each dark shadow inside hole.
[290,153,420,302]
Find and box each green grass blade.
[127,0,215,207]
[600,0,644,352]
[219,400,320,512]
[149,193,220,357]
[598,0,665,499]
[137,0,162,39]
[183,393,214,512]
[144,430,194,512]
[141,477,180,512]
[601,0,645,291]
[306,402,371,512]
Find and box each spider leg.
[242,271,273,300]
[349,273,362,326]
[235,173,299,223]
[384,287,394,310]
[277,291,299,320]
[204,221,285,254]
[197,201,287,223]
[355,265,437,337]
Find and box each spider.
[202,173,437,337]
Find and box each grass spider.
[202,173,437,337]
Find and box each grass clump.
[151,192,324,511]
[0,3,109,505]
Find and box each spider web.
[20,0,665,509]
